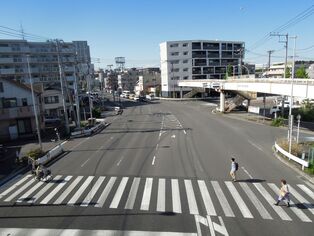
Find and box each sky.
[0,0,313,69]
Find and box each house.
[0,78,43,141]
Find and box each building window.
[183,76,189,80]
[203,67,215,74]
[183,68,189,72]
[44,96,59,104]
[171,76,180,80]
[170,43,179,48]
[3,98,17,108]
[183,60,189,63]
[171,68,180,72]
[182,43,188,47]
[171,52,179,56]
[183,51,188,55]
[22,98,28,106]
[0,82,3,92]
[170,60,180,64]
[192,51,206,58]
[192,42,201,50]
[194,59,207,66]
[192,67,202,74]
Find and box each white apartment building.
[160,40,245,97]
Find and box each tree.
[224,65,233,79]
[295,65,309,78]
[284,67,291,78]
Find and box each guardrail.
[37,143,64,165]
[274,141,309,170]
[71,120,107,138]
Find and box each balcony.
[203,43,219,50]
[192,51,206,58]
[0,68,15,75]
[0,58,14,63]
[0,105,36,120]
[0,47,12,53]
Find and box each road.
[0,98,313,236]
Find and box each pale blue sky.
[1,0,313,68]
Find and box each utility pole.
[55,40,70,135]
[26,55,42,150]
[73,53,81,128]
[87,63,93,119]
[267,50,275,74]
[170,61,175,98]
[270,33,289,78]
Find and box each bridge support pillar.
[220,91,225,112]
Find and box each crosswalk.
[0,174,313,223]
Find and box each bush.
[80,121,88,127]
[271,117,284,127]
[92,108,101,118]
[277,139,303,157]
[27,148,45,160]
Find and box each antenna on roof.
[20,22,25,40]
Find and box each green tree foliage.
[284,67,291,78]
[297,100,314,121]
[92,108,101,118]
[295,65,309,78]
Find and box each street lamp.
[26,55,42,150]
[296,114,301,143]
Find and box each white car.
[270,106,281,115]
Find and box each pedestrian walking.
[230,158,238,182]
[274,179,290,207]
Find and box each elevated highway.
[178,78,314,112]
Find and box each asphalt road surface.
[0,98,313,236]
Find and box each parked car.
[270,106,281,115]
[129,94,135,100]
[145,94,155,101]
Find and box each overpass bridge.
[178,78,314,112]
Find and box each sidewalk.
[0,139,64,182]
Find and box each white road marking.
[197,180,216,216]
[0,175,31,199]
[81,158,91,168]
[16,181,45,203]
[239,182,272,220]
[211,181,235,217]
[60,140,68,146]
[156,143,159,150]
[116,156,125,166]
[40,176,72,204]
[70,138,89,151]
[253,183,292,221]
[241,167,253,179]
[0,228,197,236]
[67,176,94,205]
[157,178,166,212]
[95,177,117,208]
[110,177,129,208]
[81,176,106,207]
[248,140,263,151]
[31,175,63,203]
[140,178,153,211]
[152,156,156,165]
[171,134,176,139]
[4,178,36,202]
[184,180,199,215]
[171,179,182,213]
[53,176,83,205]
[183,130,187,135]
[268,183,311,222]
[225,181,253,218]
[289,185,314,215]
[125,177,141,209]
[297,184,314,200]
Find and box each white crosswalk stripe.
[253,183,292,221]
[125,177,140,210]
[140,178,153,211]
[67,176,94,205]
[81,176,106,207]
[157,178,166,212]
[171,179,182,213]
[1,174,314,223]
[197,180,216,216]
[0,175,31,199]
[225,181,253,218]
[268,183,311,222]
[30,175,63,204]
[95,177,116,208]
[184,180,199,215]
[54,176,83,205]
[110,177,129,208]
[211,181,235,217]
[16,181,45,203]
[239,182,272,220]
[297,184,314,200]
[40,176,72,204]
[289,185,314,215]
[4,178,36,202]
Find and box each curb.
[272,146,314,184]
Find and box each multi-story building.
[0,39,92,89]
[0,78,43,141]
[160,40,245,97]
